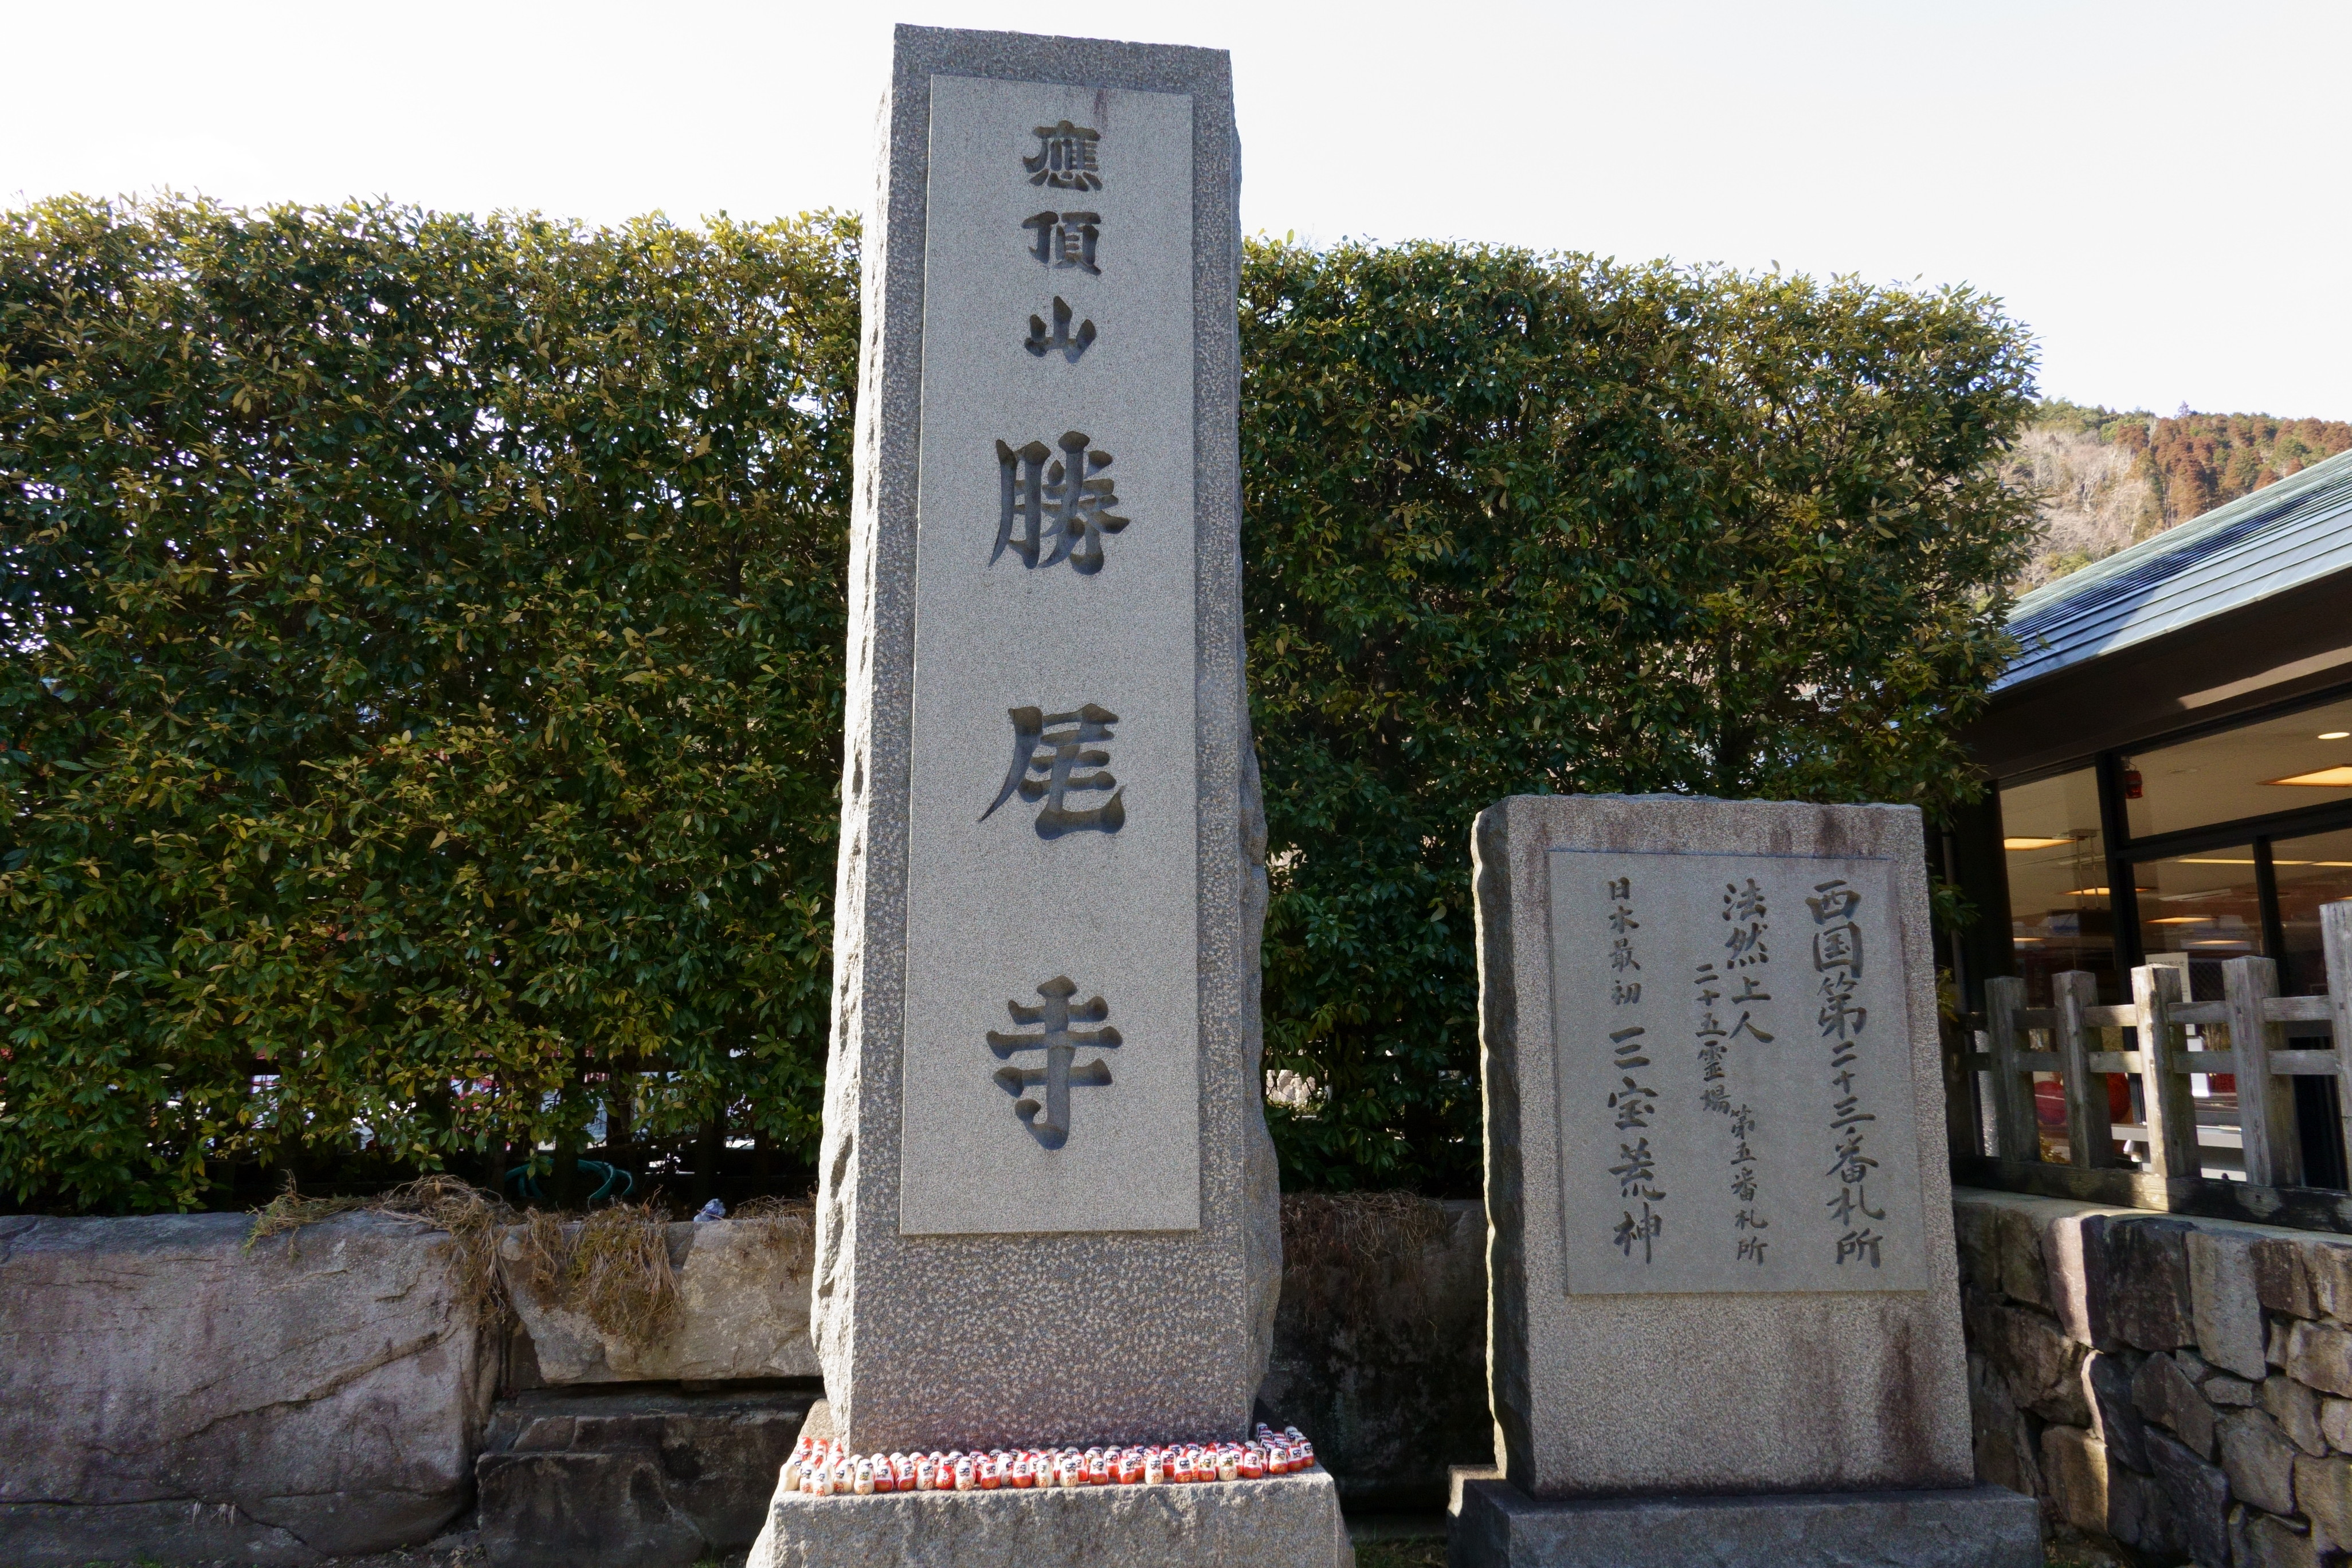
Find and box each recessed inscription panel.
[1550,849,1926,1293]
[899,76,1198,1236]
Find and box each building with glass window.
[1955,446,2352,1183]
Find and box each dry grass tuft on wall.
[1280,1190,1456,1334]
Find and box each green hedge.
[1242,241,2036,1192]
[1,198,2036,1211]
[2,198,857,1210]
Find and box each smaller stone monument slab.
[1460,794,2035,1567]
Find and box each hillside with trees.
[2012,401,2352,589]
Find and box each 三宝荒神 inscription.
[1550,849,1927,1293]
[1601,876,1663,1265]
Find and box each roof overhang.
[1964,566,2352,781]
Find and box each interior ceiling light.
[2060,887,2153,896]
[2265,767,2352,787]
[2002,836,2079,850]
[2319,731,2350,740]
[2148,916,2213,924]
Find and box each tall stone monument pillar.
[1456,795,2039,1568]
[813,23,1279,1453]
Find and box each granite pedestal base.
[1447,1478,2039,1568]
[747,1471,1354,1568]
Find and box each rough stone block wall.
[1957,1186,2352,1568]
[0,1211,496,1566]
[1259,1196,1492,1511]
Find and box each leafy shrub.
[2,197,857,1211]
[1241,240,2038,1191]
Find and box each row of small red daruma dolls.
[782,1424,1319,1497]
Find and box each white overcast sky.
[5,0,2346,418]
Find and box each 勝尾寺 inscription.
[898,71,1199,1237]
[1551,849,1927,1293]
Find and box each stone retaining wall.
[0,1211,497,1565]
[1956,1185,2352,1567]
[0,1197,1491,1562]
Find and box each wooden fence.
[1951,899,2352,1233]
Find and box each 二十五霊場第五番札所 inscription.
[1707,876,1778,1267]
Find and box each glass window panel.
[2123,692,2352,840]
[2000,768,2116,1005]
[2133,853,2263,1001]
[2272,825,2352,996]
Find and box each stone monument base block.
[748,1472,1354,1568]
[1447,1479,2039,1568]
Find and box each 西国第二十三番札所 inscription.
[1550,850,1927,1294]
[1812,876,1888,1267]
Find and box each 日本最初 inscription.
[1550,849,1927,1293]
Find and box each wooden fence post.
[2135,963,2200,1180]
[2226,955,2300,1188]
[2324,900,2352,1184]
[1984,974,2036,1164]
[2055,970,2114,1169]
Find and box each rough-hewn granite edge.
[1448,1479,2040,1568]
[811,23,1274,1451]
[1471,805,1530,1484]
[750,1471,1351,1568]
[1470,795,1972,1496]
